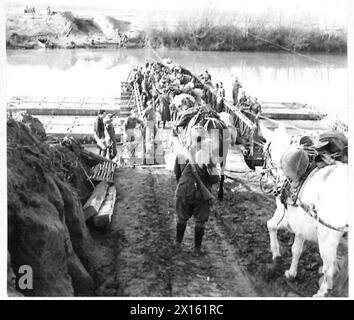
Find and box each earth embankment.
[7,113,113,296]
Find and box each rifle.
[175,135,215,203]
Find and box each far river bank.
[6,11,347,53]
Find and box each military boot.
[193,226,205,255]
[175,223,186,250]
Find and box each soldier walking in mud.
[173,139,220,255]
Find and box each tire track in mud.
[110,168,173,296]
[105,167,258,297]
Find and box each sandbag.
[280,147,310,183]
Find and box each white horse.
[260,123,349,297]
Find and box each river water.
[6,48,348,118]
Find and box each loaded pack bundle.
[280,131,348,185]
[176,106,227,130]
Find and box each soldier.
[158,88,171,129]
[128,66,138,89]
[232,77,242,105]
[123,109,144,158]
[134,67,143,93]
[142,100,157,163]
[93,110,106,156]
[250,97,262,115]
[238,91,247,106]
[246,95,253,109]
[217,82,225,112]
[212,83,219,110]
[201,69,211,83]
[103,114,117,160]
[141,73,151,99]
[174,139,220,255]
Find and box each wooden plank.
[83,181,109,220]
[224,145,250,173]
[93,185,116,227]
[8,96,122,104]
[7,107,121,116]
[138,164,166,168]
[261,112,324,120]
[80,149,117,165]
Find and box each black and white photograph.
[1,0,352,301]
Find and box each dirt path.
[93,167,347,297]
[98,167,257,297]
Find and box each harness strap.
[294,164,319,204]
[296,164,348,232]
[297,199,348,233]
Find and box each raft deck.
[7,94,327,171]
[8,96,326,120]
[225,146,251,173]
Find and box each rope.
[133,82,144,120]
[148,39,330,137]
[297,199,348,232]
[239,109,308,133]
[148,44,163,62]
[247,31,335,68]
[78,161,95,189]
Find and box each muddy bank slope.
[6,12,142,49]
[7,113,112,296]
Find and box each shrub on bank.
[144,18,347,53]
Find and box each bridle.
[260,141,284,194]
[263,142,276,170]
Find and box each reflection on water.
[6,48,347,117]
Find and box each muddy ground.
[91,167,347,297]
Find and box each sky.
[6,0,347,16]
[5,0,348,27]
